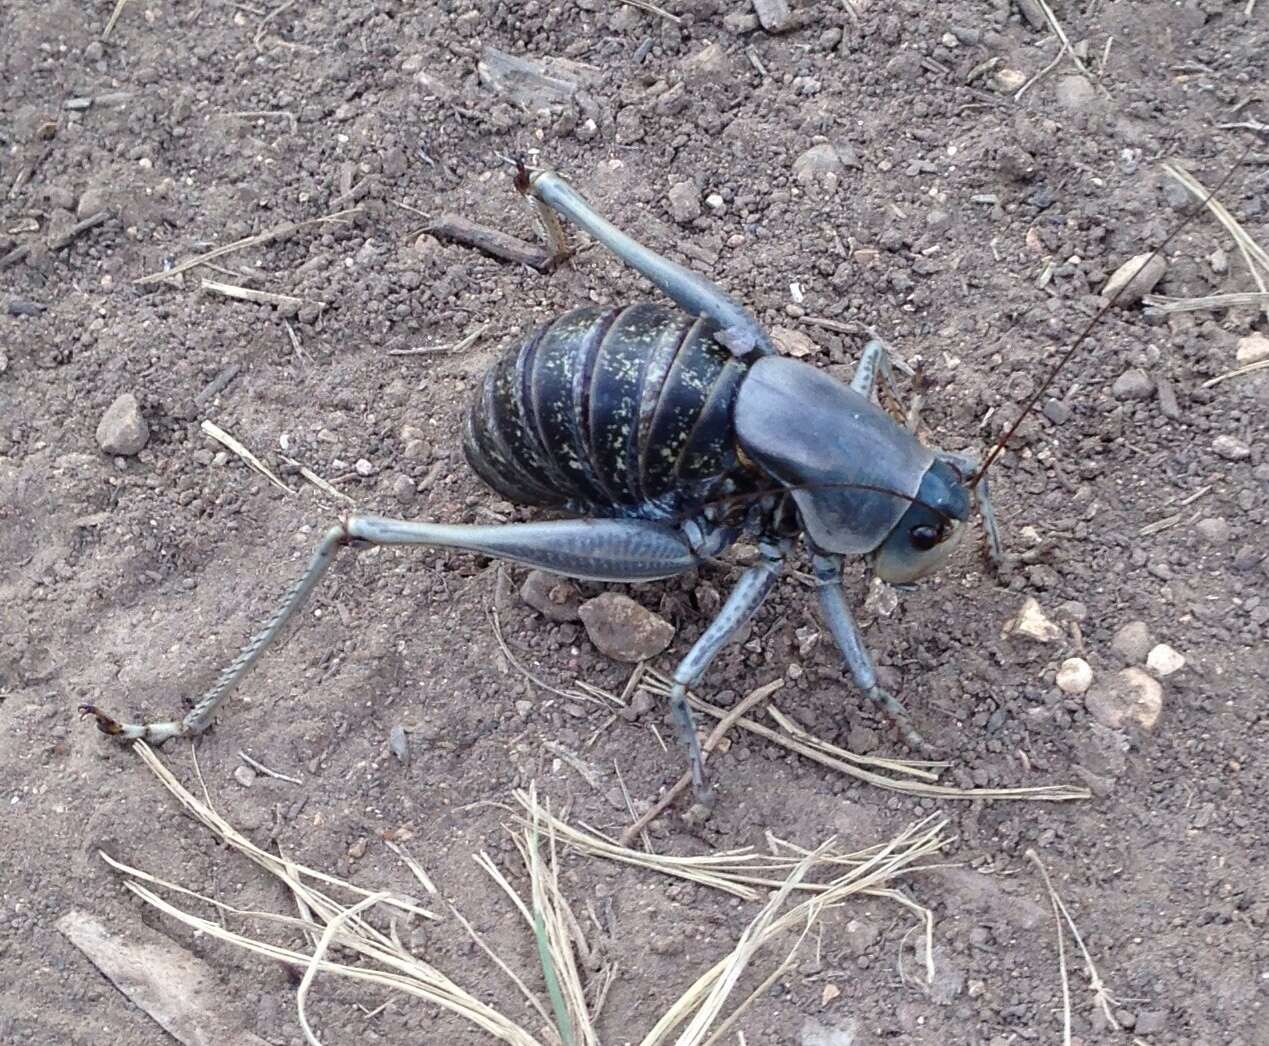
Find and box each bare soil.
[2,1,1267,1044]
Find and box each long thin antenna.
[970,150,1251,486]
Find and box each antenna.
[970,149,1251,487]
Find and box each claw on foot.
[78,704,124,736]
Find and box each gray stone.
[578,592,675,662]
[1112,368,1155,401]
[1102,252,1166,305]
[667,180,701,224]
[753,0,794,33]
[793,143,846,188]
[1235,332,1269,366]
[1054,74,1097,109]
[1111,620,1152,662]
[1212,434,1251,461]
[95,393,149,456]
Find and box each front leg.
[936,450,1005,572]
[810,552,932,753]
[667,537,788,808]
[82,514,729,744]
[514,163,776,361]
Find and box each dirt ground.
[2,1,1268,1043]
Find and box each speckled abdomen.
[463,303,751,519]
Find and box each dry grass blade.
[1201,357,1269,388]
[765,703,945,779]
[200,420,293,496]
[135,208,361,285]
[297,892,389,1046]
[1163,160,1269,320]
[280,454,356,505]
[1026,850,1121,1032]
[131,743,436,921]
[201,278,324,311]
[637,829,943,1046]
[640,671,1089,802]
[1143,290,1269,313]
[103,0,132,38]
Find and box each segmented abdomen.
[463,303,750,518]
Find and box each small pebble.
[752,0,794,33]
[348,837,368,860]
[792,142,846,187]
[578,592,675,662]
[391,474,416,502]
[667,180,700,224]
[1002,597,1063,644]
[1235,332,1269,366]
[1111,620,1152,663]
[1042,399,1071,424]
[389,725,409,764]
[1054,74,1097,109]
[1146,643,1185,677]
[1101,253,1166,305]
[771,326,816,358]
[233,765,256,788]
[96,393,150,456]
[1212,435,1251,462]
[1112,368,1154,401]
[355,458,376,476]
[1056,658,1093,695]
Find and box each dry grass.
[102,744,950,1045]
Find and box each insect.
[82,155,1242,809]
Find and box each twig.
[1216,120,1269,136]
[384,840,438,895]
[617,0,681,23]
[388,323,488,357]
[423,214,554,271]
[201,419,293,495]
[489,606,590,704]
[201,278,321,310]
[103,0,132,38]
[0,210,113,270]
[619,679,784,846]
[280,456,356,505]
[1201,358,1269,388]
[238,750,303,785]
[134,208,360,286]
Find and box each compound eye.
[910,524,942,551]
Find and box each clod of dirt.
[681,41,733,83]
[1101,252,1166,305]
[1146,643,1185,677]
[1111,620,1153,662]
[1236,332,1269,366]
[521,569,582,622]
[1085,667,1164,731]
[95,393,149,456]
[578,592,674,662]
[1112,367,1155,401]
[667,181,701,224]
[477,47,578,109]
[1002,597,1063,643]
[1056,657,1093,694]
[800,1016,859,1046]
[233,765,255,788]
[792,143,847,188]
[1055,74,1098,109]
[1212,434,1251,462]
